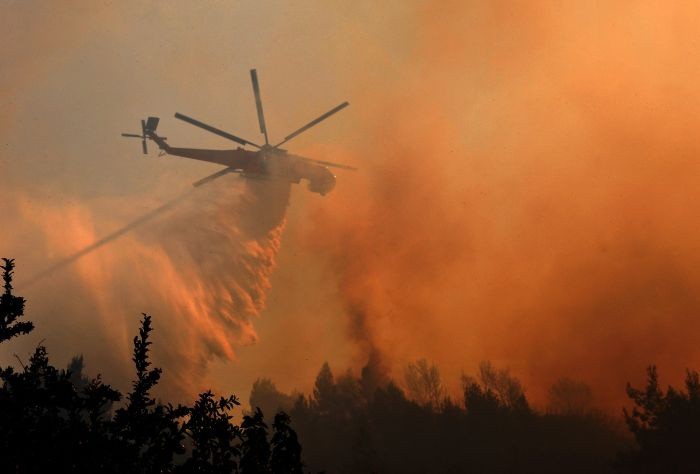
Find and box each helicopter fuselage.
[150,135,336,195]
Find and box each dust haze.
[3,1,700,410]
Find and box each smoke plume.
[5,1,700,412]
[291,1,700,409]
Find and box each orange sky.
[3,1,700,411]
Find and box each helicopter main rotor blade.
[250,69,269,146]
[174,112,261,149]
[274,101,349,149]
[299,156,358,171]
[121,133,143,138]
[192,167,239,187]
[142,139,148,155]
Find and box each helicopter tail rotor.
[121,117,161,155]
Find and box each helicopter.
[121,69,355,195]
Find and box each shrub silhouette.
[0,259,303,474]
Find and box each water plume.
[20,189,197,288]
[5,177,290,399]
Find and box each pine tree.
[617,366,700,473]
[0,258,33,342]
[312,362,336,415]
[113,313,187,473]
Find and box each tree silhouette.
[281,360,633,473]
[270,412,303,474]
[113,313,188,473]
[404,358,444,408]
[0,258,33,342]
[67,354,91,389]
[547,377,594,415]
[477,360,529,411]
[249,378,296,418]
[311,361,336,416]
[0,259,304,473]
[616,366,700,473]
[10,255,700,472]
[179,391,241,473]
[240,407,271,473]
[0,340,122,472]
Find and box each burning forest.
[3,1,700,472]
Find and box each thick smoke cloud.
[5,1,700,411]
[293,1,700,409]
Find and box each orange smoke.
[293,1,700,410]
[5,1,700,413]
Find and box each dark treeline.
[0,259,303,474]
[3,258,700,473]
[251,355,700,472]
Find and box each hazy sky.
[0,0,416,400]
[4,1,700,411]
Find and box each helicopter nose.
[308,172,336,195]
